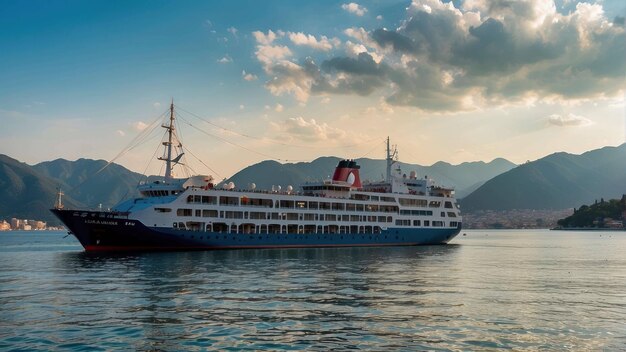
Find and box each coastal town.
[0,218,64,231]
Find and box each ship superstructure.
[52,103,461,251]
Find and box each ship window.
[441,212,445,217]
[220,196,239,206]
[377,216,386,222]
[341,215,349,221]
[395,219,410,226]
[351,194,369,201]
[346,203,356,211]
[224,211,244,219]
[332,203,344,211]
[413,220,421,226]
[352,215,361,222]
[370,196,379,201]
[356,204,364,212]
[303,214,315,221]
[381,196,396,203]
[154,208,171,213]
[296,201,306,209]
[249,212,266,220]
[286,213,299,220]
[424,220,430,227]
[445,201,453,209]
[399,198,428,207]
[447,212,457,218]
[202,196,217,204]
[177,209,192,216]
[319,202,330,210]
[202,209,218,217]
[432,221,444,227]
[326,214,337,221]
[279,200,295,209]
[309,201,318,210]
[429,201,441,208]
[450,221,458,227]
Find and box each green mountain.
[223,157,516,197]
[461,144,626,211]
[33,158,144,209]
[0,155,82,224]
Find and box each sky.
[1,0,624,179]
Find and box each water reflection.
[3,231,624,350]
[52,246,463,350]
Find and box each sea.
[0,230,624,351]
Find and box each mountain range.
[0,155,142,224]
[222,157,516,199]
[461,144,626,211]
[1,143,624,224]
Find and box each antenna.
[54,187,64,209]
[386,137,397,182]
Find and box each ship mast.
[385,136,397,182]
[160,100,176,181]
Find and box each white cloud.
[252,29,281,45]
[133,121,148,131]
[116,130,126,137]
[239,104,245,110]
[548,113,592,127]
[275,103,284,112]
[217,55,232,63]
[376,15,383,20]
[271,116,348,141]
[153,102,161,108]
[227,26,238,37]
[255,45,292,66]
[345,40,383,63]
[253,0,626,111]
[342,2,368,16]
[288,32,338,51]
[242,70,258,81]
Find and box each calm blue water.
[0,230,624,351]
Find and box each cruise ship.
[52,103,462,251]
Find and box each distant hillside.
[224,157,516,197]
[0,155,82,224]
[462,144,626,211]
[557,196,626,228]
[34,158,143,209]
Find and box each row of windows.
[174,222,385,235]
[174,208,395,223]
[186,196,411,212]
[178,202,399,214]
[395,219,458,227]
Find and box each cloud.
[242,70,258,81]
[239,104,245,110]
[271,117,348,141]
[133,121,148,131]
[252,29,281,45]
[255,44,292,65]
[252,0,625,112]
[227,26,238,37]
[274,103,284,112]
[547,113,592,126]
[153,102,161,108]
[116,130,126,137]
[288,32,339,51]
[342,3,368,16]
[217,55,232,63]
